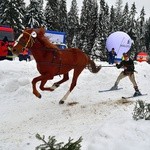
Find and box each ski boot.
[133,86,142,97]
[133,90,142,97]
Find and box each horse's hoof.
[37,94,41,98]
[54,83,60,88]
[33,92,42,99]
[59,100,64,104]
[49,88,55,91]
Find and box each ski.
[122,94,148,99]
[99,87,123,93]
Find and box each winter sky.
[24,0,150,19]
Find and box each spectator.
[19,48,31,61]
[108,48,117,64]
[0,36,9,60]
[6,46,13,61]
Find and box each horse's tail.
[87,59,101,73]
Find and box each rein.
[101,65,116,67]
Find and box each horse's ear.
[31,31,37,38]
[41,26,46,31]
[38,27,46,35]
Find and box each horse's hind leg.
[40,79,55,91]
[59,68,84,104]
[59,90,71,104]
[51,73,69,90]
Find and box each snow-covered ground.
[0,59,150,150]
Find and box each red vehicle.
[0,26,15,60]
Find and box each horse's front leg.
[59,68,84,104]
[51,73,69,90]
[32,76,43,98]
[32,75,54,98]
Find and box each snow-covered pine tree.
[138,7,146,51]
[113,0,123,31]
[44,0,60,30]
[79,0,88,50]
[91,36,107,61]
[93,0,109,60]
[67,0,79,48]
[25,0,45,28]
[0,0,7,24]
[0,0,8,24]
[109,6,115,32]
[121,2,130,32]
[87,0,98,55]
[0,0,25,34]
[128,2,138,56]
[144,19,150,52]
[80,0,98,55]
[129,2,137,27]
[59,0,68,33]
[91,0,107,61]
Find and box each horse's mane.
[35,27,59,50]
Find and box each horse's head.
[13,27,58,55]
[12,28,38,55]
[13,27,45,55]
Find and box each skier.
[110,53,141,96]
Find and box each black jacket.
[116,58,135,73]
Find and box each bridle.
[15,31,36,50]
[23,31,36,48]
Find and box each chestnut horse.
[12,27,101,104]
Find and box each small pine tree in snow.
[133,100,150,120]
[35,133,82,150]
